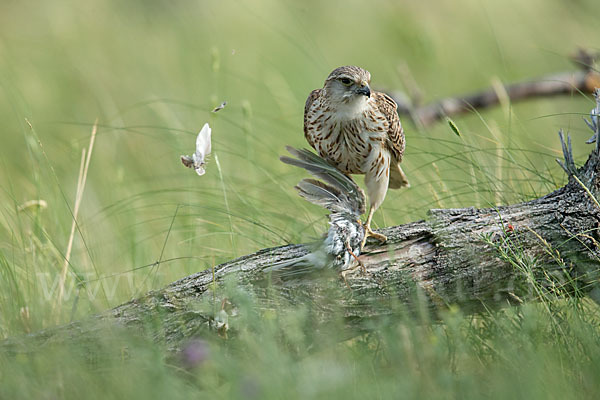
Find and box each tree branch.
[387,49,600,127]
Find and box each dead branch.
[387,49,600,127]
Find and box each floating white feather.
[181,123,212,176]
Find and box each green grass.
[1,0,600,398]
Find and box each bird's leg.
[360,206,387,249]
[340,236,369,286]
[345,240,366,274]
[340,271,352,290]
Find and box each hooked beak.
[355,84,371,98]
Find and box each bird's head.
[323,66,371,105]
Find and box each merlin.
[304,65,408,247]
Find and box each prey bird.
[266,146,366,278]
[304,66,408,248]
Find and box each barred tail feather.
[296,179,350,214]
[281,147,357,197]
[281,146,365,215]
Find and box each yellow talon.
[360,206,387,249]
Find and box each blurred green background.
[1,0,599,398]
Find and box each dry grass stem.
[54,120,98,317]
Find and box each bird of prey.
[304,65,408,247]
[266,146,366,278]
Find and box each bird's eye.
[340,78,352,86]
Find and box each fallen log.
[3,94,600,355]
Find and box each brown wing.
[372,91,405,162]
[303,89,321,149]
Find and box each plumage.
[181,123,212,176]
[266,147,366,278]
[303,66,408,246]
